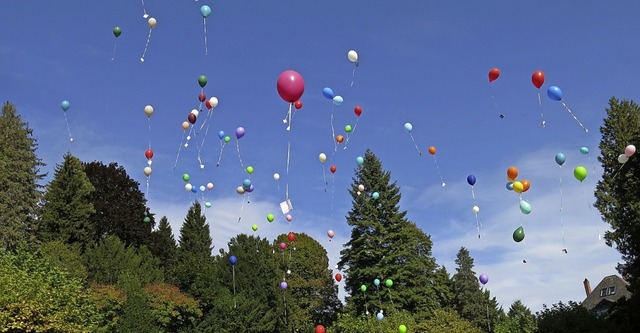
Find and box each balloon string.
[111,40,118,61]
[561,102,588,133]
[537,91,545,127]
[409,134,421,156]
[330,103,336,151]
[471,187,476,201]
[203,18,208,56]
[285,140,291,200]
[581,184,601,240]
[232,266,237,308]
[140,28,153,62]
[238,194,245,223]
[350,67,356,88]
[287,103,293,131]
[173,130,187,169]
[236,140,244,170]
[488,84,504,119]
[148,118,152,150]
[141,0,148,18]
[343,117,359,150]
[559,168,567,252]
[63,112,74,142]
[322,165,327,192]
[146,175,150,200]
[216,141,226,167]
[331,173,335,218]
[431,155,446,187]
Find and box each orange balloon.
[507,166,518,181]
[521,179,531,192]
[428,146,436,155]
[336,135,344,143]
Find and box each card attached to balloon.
[280,200,293,214]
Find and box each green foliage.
[83,235,163,285]
[149,216,177,277]
[89,284,127,333]
[0,248,100,332]
[535,301,606,333]
[494,300,536,333]
[39,240,88,282]
[39,153,95,248]
[0,102,45,251]
[144,283,202,332]
[84,161,154,247]
[178,201,212,257]
[332,310,416,333]
[338,149,440,317]
[119,284,159,333]
[414,309,481,333]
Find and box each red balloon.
[205,100,212,109]
[354,105,362,117]
[336,135,344,143]
[287,232,296,242]
[335,273,342,282]
[488,67,500,82]
[330,165,336,173]
[532,70,545,89]
[277,70,305,103]
[145,148,154,160]
[198,93,206,102]
[294,100,303,109]
[187,113,197,124]
[315,325,326,333]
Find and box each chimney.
[583,278,592,297]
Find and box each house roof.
[581,275,631,314]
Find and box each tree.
[432,265,454,310]
[414,309,481,333]
[535,301,606,333]
[338,149,440,317]
[0,102,45,251]
[39,153,95,248]
[144,283,202,332]
[84,161,154,247]
[178,201,212,257]
[451,247,502,332]
[494,300,536,333]
[118,271,160,333]
[39,240,88,282]
[333,310,416,333]
[148,216,177,278]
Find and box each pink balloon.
[327,230,334,238]
[277,70,305,103]
[286,214,293,222]
[279,242,287,250]
[624,144,636,157]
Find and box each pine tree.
[148,216,177,277]
[0,102,45,251]
[178,201,212,257]
[338,149,439,317]
[39,153,95,248]
[493,300,536,333]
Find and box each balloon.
[513,226,525,242]
[294,100,303,109]
[555,153,566,166]
[319,153,327,164]
[428,146,436,155]
[472,205,480,215]
[182,174,190,182]
[360,285,367,292]
[143,216,151,223]
[467,175,476,186]
[144,104,154,117]
[531,70,545,89]
[182,122,190,130]
[547,86,563,101]
[404,122,413,133]
[286,214,293,222]
[354,105,363,117]
[190,109,200,117]
[236,186,245,195]
[356,156,364,166]
[205,202,212,208]
[327,230,334,238]
[506,182,514,191]
[347,50,358,63]
[333,95,344,105]
[345,125,353,133]
[488,67,500,82]
[618,154,629,164]
[251,224,258,231]
[580,147,589,155]
[288,232,296,242]
[218,131,225,140]
[198,93,206,102]
[143,166,152,176]
[273,173,280,181]
[316,325,326,333]
[145,149,154,160]
[336,135,344,143]
[521,179,531,192]
[507,167,518,181]
[209,97,219,108]
[224,136,231,143]
[198,75,207,88]
[322,87,334,100]
[200,5,212,18]
[372,192,380,199]
[385,279,393,287]
[399,325,407,333]
[199,185,206,192]
[61,100,70,112]
[335,273,342,282]
[358,184,365,191]
[243,179,252,189]
[512,181,524,194]
[147,17,157,28]
[267,213,275,222]
[330,165,337,173]
[205,100,212,109]
[229,255,237,265]
[191,187,197,193]
[277,70,305,103]
[188,113,197,125]
[377,312,384,320]
[625,144,636,157]
[574,166,587,182]
[519,200,532,214]
[185,183,193,192]
[279,242,287,250]
[113,26,122,38]
[235,127,245,139]
[479,274,489,285]
[207,182,214,190]
[374,278,380,286]
[246,166,254,174]
[280,281,288,290]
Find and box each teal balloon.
[200,5,212,18]
[61,100,70,112]
[372,192,380,199]
[519,200,532,215]
[374,278,380,286]
[243,178,252,189]
[333,95,344,105]
[356,156,364,166]
[580,147,589,155]
[555,153,566,166]
[205,202,212,208]
[143,216,151,223]
[513,226,525,242]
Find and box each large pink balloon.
[277,70,305,103]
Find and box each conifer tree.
[149,216,177,277]
[178,201,212,257]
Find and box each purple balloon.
[235,127,245,139]
[280,281,288,290]
[479,274,489,285]
[246,184,254,193]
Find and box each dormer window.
[600,288,607,297]
[609,286,616,295]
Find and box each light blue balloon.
[333,95,343,105]
[555,152,566,166]
[200,5,212,18]
[519,200,532,215]
[374,278,380,286]
[205,202,212,208]
[372,192,380,199]
[218,130,225,139]
[547,86,563,101]
[356,156,364,166]
[243,178,252,189]
[199,185,206,192]
[506,182,514,191]
[580,147,589,155]
[404,122,412,133]
[61,100,70,112]
[322,87,334,99]
[376,312,384,320]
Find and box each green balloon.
[574,166,587,182]
[267,213,275,222]
[345,124,352,133]
[113,26,122,38]
[143,216,150,223]
[198,75,207,88]
[385,279,393,287]
[182,173,190,182]
[224,136,231,143]
[251,224,258,231]
[399,325,407,333]
[360,284,367,292]
[513,226,525,242]
[246,166,254,174]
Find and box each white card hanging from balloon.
[280,199,293,214]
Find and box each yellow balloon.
[513,181,524,194]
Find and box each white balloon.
[143,166,152,176]
[319,153,327,163]
[185,183,193,191]
[209,97,219,108]
[207,182,214,190]
[236,186,245,195]
[358,184,365,192]
[472,205,480,215]
[148,17,157,28]
[618,154,629,164]
[273,173,280,181]
[144,105,154,117]
[347,50,358,63]
[333,95,344,105]
[190,109,199,117]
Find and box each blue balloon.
[191,187,197,193]
[199,185,206,192]
[229,255,237,265]
[374,278,380,286]
[372,192,380,199]
[580,147,589,155]
[519,199,532,215]
[243,178,252,189]
[60,100,70,112]
[547,86,563,101]
[333,95,343,105]
[322,87,334,99]
[218,130,225,140]
[555,152,566,166]
[200,5,212,18]
[404,122,413,133]
[356,156,364,166]
[467,175,476,186]
[506,182,514,191]
[376,312,384,320]
[205,202,212,208]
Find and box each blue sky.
[2,1,639,312]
